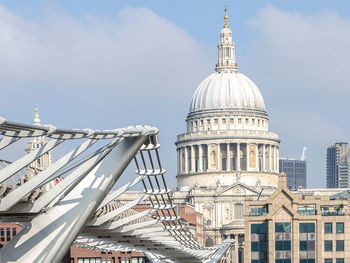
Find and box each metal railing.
[0,117,233,263]
[321,210,345,216]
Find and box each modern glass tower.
[279,158,307,190]
[327,142,350,188]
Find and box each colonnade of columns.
[177,142,279,174]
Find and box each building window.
[275,240,291,251]
[321,206,345,215]
[299,223,315,262]
[207,119,210,125]
[300,241,307,251]
[251,224,267,234]
[131,258,144,263]
[298,206,316,215]
[325,259,332,263]
[205,237,214,247]
[336,259,344,263]
[238,248,243,263]
[336,222,344,233]
[275,222,291,233]
[324,240,332,251]
[6,228,10,241]
[238,118,242,124]
[251,241,259,251]
[12,228,16,237]
[275,222,291,262]
[200,120,203,125]
[251,223,267,262]
[222,118,226,124]
[214,119,218,124]
[234,203,244,219]
[324,223,332,234]
[336,240,344,251]
[251,207,267,216]
[245,118,249,124]
[299,223,315,233]
[252,119,255,125]
[230,118,234,124]
[0,228,4,242]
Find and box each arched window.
[195,146,199,172]
[249,144,256,169]
[222,145,227,171]
[234,203,244,219]
[210,150,217,168]
[181,150,185,172]
[225,208,230,219]
[187,147,191,172]
[205,237,214,247]
[202,145,208,171]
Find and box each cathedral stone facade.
[176,8,279,190]
[25,108,54,192]
[173,7,280,261]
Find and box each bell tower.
[25,108,53,182]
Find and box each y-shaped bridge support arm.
[0,136,147,263]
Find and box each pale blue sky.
[0,1,350,188]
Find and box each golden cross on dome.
[224,5,229,28]
[35,108,39,118]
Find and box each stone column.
[177,148,180,173]
[274,146,278,172]
[179,148,183,173]
[217,144,221,171]
[256,144,259,170]
[226,143,231,171]
[191,145,195,173]
[272,146,276,172]
[262,144,266,172]
[272,146,277,172]
[246,143,249,171]
[185,147,188,173]
[236,143,240,171]
[276,146,279,172]
[198,144,203,172]
[269,145,272,172]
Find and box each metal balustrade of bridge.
[0,117,233,263]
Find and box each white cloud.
[0,5,211,102]
[4,4,350,188]
[0,5,213,187]
[245,6,350,107]
[241,6,350,187]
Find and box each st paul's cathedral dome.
[176,7,280,190]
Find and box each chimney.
[278,172,287,188]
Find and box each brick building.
[0,222,148,263]
[132,202,204,245]
[67,247,147,263]
[0,223,23,248]
[0,203,202,262]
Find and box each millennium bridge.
[0,117,233,263]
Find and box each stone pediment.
[267,188,294,204]
[221,220,245,230]
[266,190,297,220]
[214,183,260,196]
